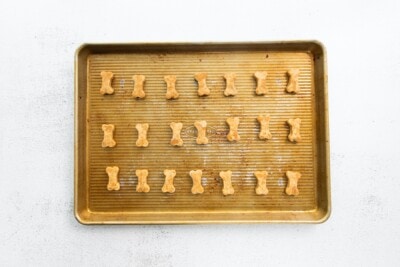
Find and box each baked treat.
[162,170,176,193]
[219,170,234,195]
[257,114,272,140]
[286,69,300,94]
[190,170,204,194]
[194,120,209,145]
[135,123,149,147]
[100,71,115,95]
[102,124,116,148]
[106,166,120,191]
[194,73,210,96]
[164,75,179,99]
[132,74,146,98]
[223,73,237,96]
[226,117,240,142]
[136,169,150,193]
[254,71,268,95]
[285,171,301,196]
[254,171,268,195]
[170,122,183,146]
[287,118,302,143]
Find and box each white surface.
[1,0,399,266]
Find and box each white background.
[1,0,399,266]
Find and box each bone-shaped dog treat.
[190,170,204,194]
[285,171,301,196]
[194,120,209,145]
[102,124,116,148]
[162,169,176,193]
[106,166,120,191]
[100,71,115,95]
[164,75,179,99]
[135,169,150,193]
[132,74,146,99]
[254,171,269,195]
[287,118,302,143]
[219,171,234,195]
[226,117,240,142]
[286,69,300,94]
[135,123,149,147]
[194,73,210,96]
[257,114,272,140]
[223,73,237,96]
[170,122,183,146]
[254,71,268,95]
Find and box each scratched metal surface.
[75,42,329,223]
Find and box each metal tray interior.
[75,41,330,224]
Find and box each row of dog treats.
[105,167,302,196]
[99,69,300,98]
[102,117,302,148]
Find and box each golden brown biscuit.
[100,71,115,95]
[162,169,176,193]
[194,120,209,145]
[132,74,146,98]
[106,166,120,191]
[254,71,268,95]
[254,171,268,195]
[219,170,234,195]
[102,124,116,148]
[164,75,179,99]
[223,73,237,96]
[286,69,300,94]
[194,73,210,96]
[285,171,301,196]
[190,170,204,194]
[135,123,149,147]
[136,169,150,193]
[226,117,240,142]
[287,118,302,143]
[257,114,272,140]
[170,122,183,146]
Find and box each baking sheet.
[74,41,330,224]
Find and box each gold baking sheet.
[74,41,330,224]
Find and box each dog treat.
[257,114,272,140]
[223,73,237,96]
[286,69,300,94]
[194,120,209,145]
[287,118,302,143]
[135,169,150,193]
[226,117,240,142]
[101,124,116,148]
[194,73,210,96]
[106,166,120,191]
[135,123,149,147]
[254,71,268,95]
[164,75,179,99]
[132,74,146,99]
[162,169,176,193]
[254,171,268,195]
[190,170,204,194]
[285,171,301,196]
[219,171,234,195]
[170,122,183,146]
[100,71,115,95]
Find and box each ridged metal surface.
[86,51,317,213]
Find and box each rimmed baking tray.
[75,41,330,224]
